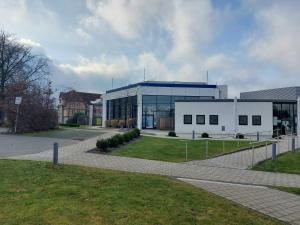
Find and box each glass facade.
[273,102,297,135]
[106,96,137,127]
[142,95,214,129]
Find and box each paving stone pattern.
[7,133,300,224]
[180,178,300,225]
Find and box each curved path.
[6,134,300,224]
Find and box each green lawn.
[0,160,281,225]
[24,127,104,141]
[253,150,300,174]
[111,136,269,162]
[272,186,300,196]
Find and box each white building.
[102,81,228,130]
[175,98,300,136]
[175,99,273,135]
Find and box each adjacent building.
[58,90,102,125]
[240,87,300,135]
[102,81,228,130]
[175,86,300,136]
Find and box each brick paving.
[180,178,300,225]
[6,134,300,224]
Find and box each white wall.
[175,101,273,135]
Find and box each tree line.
[0,30,57,132]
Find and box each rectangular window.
[209,115,218,125]
[239,115,248,125]
[196,115,205,124]
[184,115,192,124]
[252,115,262,126]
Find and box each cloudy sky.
[0,0,299,97]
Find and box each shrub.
[133,128,140,136]
[168,131,177,137]
[201,133,209,138]
[118,120,125,128]
[235,133,244,139]
[111,120,119,128]
[96,139,109,152]
[123,133,131,142]
[114,134,124,145]
[108,136,119,148]
[66,112,85,125]
[60,123,80,127]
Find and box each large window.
[106,96,137,127]
[184,115,192,124]
[196,115,205,124]
[239,115,248,125]
[209,115,218,125]
[273,102,297,135]
[142,95,214,129]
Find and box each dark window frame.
[239,115,248,126]
[252,115,262,126]
[196,115,205,125]
[209,115,218,125]
[184,115,193,125]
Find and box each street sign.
[15,97,22,105]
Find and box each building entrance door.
[145,115,154,129]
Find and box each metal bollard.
[257,132,260,142]
[222,140,225,153]
[251,144,255,167]
[53,142,59,166]
[185,141,188,161]
[292,137,296,154]
[265,141,268,160]
[192,130,195,140]
[272,143,276,161]
[205,140,208,159]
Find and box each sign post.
[14,97,22,133]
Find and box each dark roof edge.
[106,82,218,94]
[175,99,297,103]
[240,86,300,94]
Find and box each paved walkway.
[6,134,300,224]
[180,178,300,225]
[187,138,297,169]
[0,134,78,158]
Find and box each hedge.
[96,129,141,152]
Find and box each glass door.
[145,115,154,129]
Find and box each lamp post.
[14,97,22,133]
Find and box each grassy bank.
[0,160,282,225]
[112,136,269,162]
[253,150,300,174]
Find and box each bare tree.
[0,30,49,123]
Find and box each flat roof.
[106,81,218,94]
[175,99,297,103]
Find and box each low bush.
[123,133,131,142]
[118,120,125,128]
[111,120,119,128]
[235,133,244,139]
[133,128,141,136]
[201,133,209,138]
[108,136,119,148]
[95,129,141,152]
[96,139,109,152]
[114,134,124,145]
[60,123,80,127]
[168,131,177,137]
